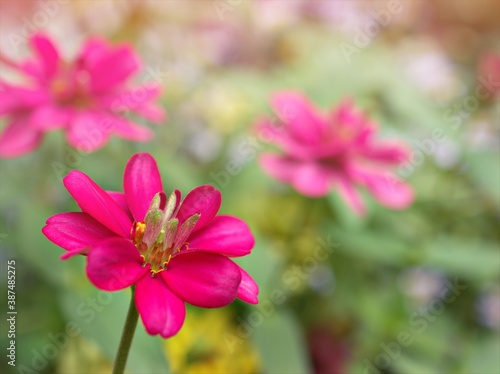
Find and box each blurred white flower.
[465,119,500,150]
[434,140,462,169]
[308,264,335,296]
[399,40,463,103]
[477,287,500,330]
[186,128,222,164]
[399,267,445,306]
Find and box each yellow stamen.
[134,222,146,245]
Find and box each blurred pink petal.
[336,176,366,216]
[271,91,325,143]
[29,105,69,130]
[30,33,60,79]
[291,163,332,197]
[259,154,298,181]
[66,111,111,152]
[87,43,140,93]
[0,118,43,158]
[355,170,414,209]
[108,117,153,142]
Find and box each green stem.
[112,288,139,374]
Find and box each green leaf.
[59,288,168,374]
[461,335,500,374]
[423,238,500,281]
[464,150,500,206]
[252,310,311,374]
[331,227,412,266]
[327,191,367,231]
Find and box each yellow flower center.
[130,191,200,275]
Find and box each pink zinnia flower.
[258,91,414,215]
[42,153,258,338]
[0,33,165,158]
[478,52,500,98]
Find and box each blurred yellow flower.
[203,88,252,134]
[164,309,261,374]
[56,336,113,374]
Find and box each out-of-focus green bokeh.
[0,1,498,373]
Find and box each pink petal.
[63,170,132,237]
[106,191,133,220]
[101,84,165,123]
[291,163,332,197]
[236,267,259,304]
[332,99,358,128]
[0,83,49,114]
[20,60,44,80]
[176,185,221,232]
[256,119,313,160]
[86,238,148,291]
[42,212,116,252]
[172,189,182,215]
[79,38,109,67]
[30,105,69,130]
[0,118,43,158]
[88,43,140,93]
[123,153,163,222]
[188,215,254,257]
[360,172,414,209]
[162,252,241,308]
[271,91,325,143]
[66,111,111,152]
[133,103,166,124]
[331,99,374,136]
[336,176,366,216]
[259,153,297,182]
[135,275,186,338]
[60,247,90,260]
[30,33,60,78]
[360,141,409,165]
[109,117,153,142]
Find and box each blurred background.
[0,1,499,373]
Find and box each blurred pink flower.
[478,52,500,98]
[308,327,351,374]
[0,33,166,158]
[42,153,258,338]
[258,91,414,215]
